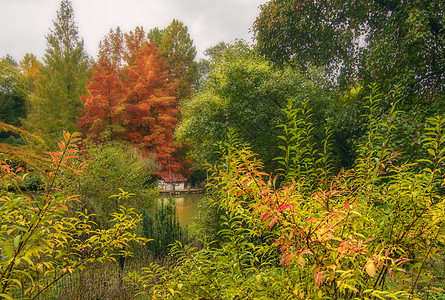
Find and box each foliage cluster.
[254,0,445,113]
[127,88,445,299]
[65,141,158,229]
[176,42,337,173]
[0,129,146,299]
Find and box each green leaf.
[4,244,14,258]
[13,235,21,249]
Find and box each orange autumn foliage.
[79,28,181,172]
[122,41,179,170]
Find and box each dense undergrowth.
[126,87,445,299]
[0,131,147,299]
[0,87,444,299]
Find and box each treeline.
[1,0,197,176]
[2,0,444,177]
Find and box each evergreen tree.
[23,0,90,148]
[149,20,198,101]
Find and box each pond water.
[158,193,205,227]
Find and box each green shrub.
[126,87,445,299]
[0,131,146,299]
[68,141,158,228]
[142,198,189,259]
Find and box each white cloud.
[0,0,267,61]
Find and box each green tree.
[23,0,90,148]
[254,0,445,102]
[361,0,445,103]
[0,56,28,145]
[68,142,157,229]
[176,42,336,172]
[149,19,198,101]
[253,0,366,82]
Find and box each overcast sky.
[0,0,268,62]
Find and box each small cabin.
[158,173,187,191]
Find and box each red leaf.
[261,212,271,221]
[314,270,325,286]
[280,253,288,265]
[385,246,391,259]
[298,249,313,256]
[305,218,318,223]
[269,217,279,229]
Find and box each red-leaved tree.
[122,41,179,171]
[79,28,181,172]
[79,28,126,141]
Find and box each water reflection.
[158,194,205,227]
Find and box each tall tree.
[23,0,90,148]
[253,0,366,81]
[149,20,197,101]
[79,28,126,141]
[253,0,445,102]
[177,42,337,172]
[80,28,180,172]
[122,41,179,171]
[361,0,445,103]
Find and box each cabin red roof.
[159,173,187,183]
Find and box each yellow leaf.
[4,244,13,258]
[297,255,306,267]
[0,293,14,300]
[365,260,376,278]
